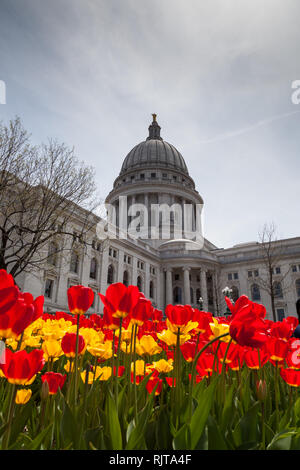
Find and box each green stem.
[2,383,17,450]
[74,314,80,406]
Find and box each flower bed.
[0,269,300,450]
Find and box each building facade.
[18,116,300,320]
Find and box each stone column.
[166,268,173,306]
[117,248,124,283]
[145,261,150,298]
[132,256,137,287]
[200,268,208,311]
[99,246,109,312]
[183,267,191,305]
[144,193,149,239]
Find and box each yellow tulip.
[157,329,190,347]
[131,360,145,376]
[209,318,231,343]
[15,389,32,405]
[136,335,162,356]
[152,359,173,374]
[42,340,63,361]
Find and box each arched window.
[274,281,283,298]
[251,283,261,301]
[70,251,79,274]
[296,279,300,298]
[231,286,239,302]
[107,265,114,284]
[90,258,97,280]
[123,270,129,287]
[137,275,143,292]
[48,242,58,266]
[196,288,201,304]
[190,287,194,304]
[173,286,182,304]
[149,280,154,298]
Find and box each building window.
[123,270,129,287]
[190,287,194,304]
[127,257,131,264]
[231,286,239,302]
[173,286,182,304]
[296,279,300,298]
[149,280,154,298]
[151,173,156,178]
[228,273,232,281]
[274,281,283,298]
[70,251,79,274]
[48,242,58,266]
[292,265,297,272]
[140,174,145,180]
[277,308,285,322]
[162,173,168,178]
[275,267,281,274]
[174,274,180,281]
[254,270,259,277]
[196,288,201,304]
[44,279,54,299]
[248,271,253,278]
[107,265,114,284]
[233,273,239,280]
[90,258,97,280]
[137,276,143,292]
[251,284,261,301]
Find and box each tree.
[0,117,99,278]
[256,222,291,321]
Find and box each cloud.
[0,0,299,247]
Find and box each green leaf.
[105,392,123,450]
[233,402,260,448]
[267,431,296,450]
[60,400,79,448]
[25,424,53,450]
[207,414,229,450]
[126,398,153,450]
[190,377,218,449]
[172,423,191,450]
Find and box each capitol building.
[19,116,300,321]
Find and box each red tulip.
[280,368,300,387]
[130,295,153,326]
[165,304,193,328]
[229,301,269,348]
[270,321,293,341]
[265,337,289,365]
[225,295,251,317]
[99,283,140,319]
[191,309,213,334]
[68,285,94,315]
[165,377,176,387]
[0,292,44,339]
[180,340,198,362]
[41,372,66,395]
[151,309,163,323]
[0,348,45,385]
[244,348,270,369]
[61,332,85,357]
[146,376,163,395]
[0,270,19,315]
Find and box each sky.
[0,0,299,248]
